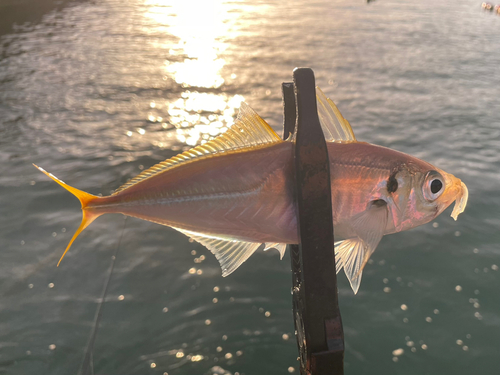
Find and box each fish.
[34,87,468,293]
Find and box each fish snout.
[442,173,468,220]
[451,180,468,220]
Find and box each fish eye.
[423,171,444,201]
[430,179,443,194]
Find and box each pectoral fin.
[335,200,389,294]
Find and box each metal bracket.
[282,68,345,375]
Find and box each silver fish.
[34,87,468,293]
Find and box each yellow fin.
[113,103,282,194]
[33,164,96,208]
[57,209,101,266]
[316,87,357,143]
[33,164,102,265]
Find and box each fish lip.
[442,172,468,221]
[450,181,468,220]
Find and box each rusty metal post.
[282,68,344,375]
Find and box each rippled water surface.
[1,0,499,374]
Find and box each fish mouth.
[450,181,468,221]
[440,172,468,221]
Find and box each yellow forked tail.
[33,164,103,266]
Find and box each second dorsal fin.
[316,87,357,143]
[113,103,282,194]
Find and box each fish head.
[385,162,468,233]
[427,168,469,221]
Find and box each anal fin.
[173,228,262,276]
[264,242,287,259]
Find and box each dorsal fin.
[113,103,282,194]
[315,87,357,143]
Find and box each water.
[1,0,499,374]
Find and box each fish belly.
[92,142,298,244]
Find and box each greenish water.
[1,0,499,374]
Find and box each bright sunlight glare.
[140,0,246,148]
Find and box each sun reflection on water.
[141,0,244,148]
[148,0,230,89]
[169,92,245,146]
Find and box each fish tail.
[33,164,103,266]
